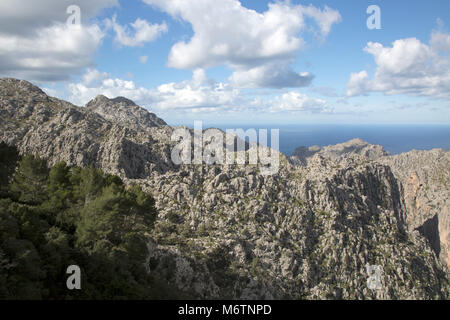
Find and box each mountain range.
[0,78,448,299]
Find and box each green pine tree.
[10,155,49,205]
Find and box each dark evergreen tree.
[0,142,20,198]
[10,155,49,205]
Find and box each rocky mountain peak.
[0,78,47,99]
[85,94,167,129]
[86,95,137,108]
[290,138,389,166]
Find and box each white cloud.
[229,63,314,89]
[0,0,116,81]
[67,68,241,112]
[81,68,109,87]
[0,0,117,35]
[300,4,343,36]
[68,68,154,106]
[0,23,104,81]
[265,91,331,113]
[346,32,450,99]
[143,0,341,88]
[67,68,331,114]
[153,69,243,111]
[105,15,168,47]
[346,71,369,97]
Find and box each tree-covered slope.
[0,142,179,299]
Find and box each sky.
[0,0,450,126]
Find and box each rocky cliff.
[0,78,448,299]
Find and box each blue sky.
[1,0,449,126]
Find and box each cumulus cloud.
[0,23,104,81]
[67,68,330,114]
[346,71,370,97]
[105,15,168,47]
[264,91,331,113]
[0,0,117,81]
[153,69,242,111]
[143,0,341,88]
[346,31,450,99]
[299,4,343,36]
[67,68,241,112]
[229,63,314,89]
[68,68,154,106]
[0,0,117,35]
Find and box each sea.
[213,124,450,156]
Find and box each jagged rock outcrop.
[0,78,175,177]
[0,78,448,299]
[289,136,449,270]
[86,94,167,130]
[290,138,389,166]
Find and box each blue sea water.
[217,124,450,156]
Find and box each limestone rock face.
[0,78,448,299]
[380,150,450,269]
[86,94,167,130]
